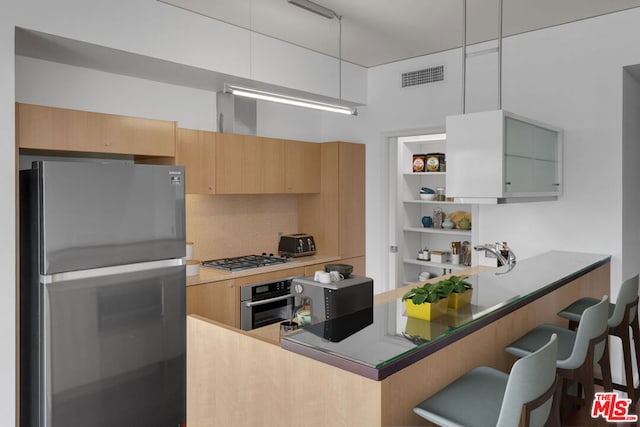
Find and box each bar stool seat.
[557,274,639,403]
[414,334,559,427]
[506,296,612,427]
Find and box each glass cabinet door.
[504,116,560,195]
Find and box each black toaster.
[278,233,316,257]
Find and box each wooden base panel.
[187,315,382,427]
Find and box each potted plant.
[402,282,449,320]
[441,275,473,309]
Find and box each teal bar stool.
[557,274,640,403]
[413,334,559,427]
[505,296,612,427]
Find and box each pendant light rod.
[498,0,503,109]
[338,15,343,103]
[461,0,467,114]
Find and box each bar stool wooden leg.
[630,315,640,404]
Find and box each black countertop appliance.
[291,275,373,325]
[278,233,316,257]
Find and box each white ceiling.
[159,0,640,68]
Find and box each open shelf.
[403,172,446,176]
[403,227,471,236]
[403,200,471,205]
[403,258,470,271]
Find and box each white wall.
[15,55,340,141]
[16,56,218,130]
[0,3,16,425]
[13,0,366,105]
[622,69,640,281]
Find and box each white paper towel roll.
[186,259,200,276]
[185,242,194,260]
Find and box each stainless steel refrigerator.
[20,161,186,427]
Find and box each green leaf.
[412,293,427,304]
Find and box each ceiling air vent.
[401,65,445,88]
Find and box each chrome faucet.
[474,243,517,274]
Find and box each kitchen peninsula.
[187,251,610,427]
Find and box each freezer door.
[30,161,185,274]
[31,264,186,427]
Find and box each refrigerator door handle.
[40,258,186,284]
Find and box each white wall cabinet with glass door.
[395,133,479,286]
[446,110,562,201]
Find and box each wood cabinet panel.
[298,142,365,260]
[216,133,284,194]
[176,128,216,194]
[16,103,175,156]
[284,140,321,193]
[187,279,237,328]
[339,143,366,258]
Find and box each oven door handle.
[244,294,294,307]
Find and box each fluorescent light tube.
[288,0,337,19]
[225,85,357,116]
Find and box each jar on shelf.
[433,207,445,228]
[436,187,446,201]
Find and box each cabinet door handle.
[505,182,511,185]
[552,183,560,186]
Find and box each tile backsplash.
[186,194,299,261]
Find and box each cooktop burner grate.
[202,254,290,272]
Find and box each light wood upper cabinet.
[338,142,365,258]
[298,142,365,258]
[216,133,284,194]
[176,128,216,194]
[16,103,175,157]
[284,140,321,193]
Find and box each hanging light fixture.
[226,0,357,116]
[224,84,357,115]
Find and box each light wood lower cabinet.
[16,103,175,157]
[187,279,237,328]
[176,128,216,194]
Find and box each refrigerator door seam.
[40,258,186,284]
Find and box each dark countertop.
[281,251,610,380]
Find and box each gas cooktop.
[202,254,291,272]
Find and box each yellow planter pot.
[404,298,448,320]
[405,317,449,340]
[448,289,473,309]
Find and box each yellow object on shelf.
[447,211,472,229]
[447,289,473,309]
[404,298,448,320]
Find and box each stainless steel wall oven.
[239,276,299,331]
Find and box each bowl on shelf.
[420,187,435,194]
[419,193,436,201]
